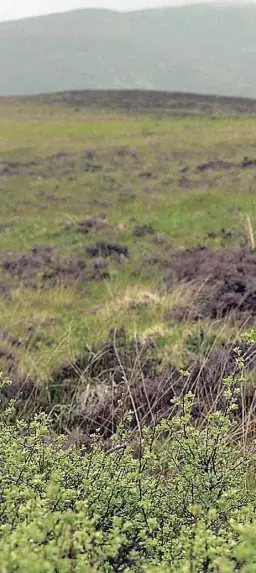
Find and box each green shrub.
[0,368,256,572]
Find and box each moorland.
[1,90,256,571]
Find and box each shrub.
[0,366,255,572]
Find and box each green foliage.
[0,370,255,572]
[185,328,217,355]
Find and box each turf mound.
[168,247,256,321]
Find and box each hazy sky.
[0,0,244,22]
[0,1,176,22]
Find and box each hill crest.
[1,4,256,97]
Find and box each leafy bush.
[0,365,256,572]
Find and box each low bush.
[0,356,256,572]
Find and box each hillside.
[1,5,256,97]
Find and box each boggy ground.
[1,90,256,432]
[2,326,256,440]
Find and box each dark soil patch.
[207,228,234,240]
[138,170,153,178]
[168,247,256,321]
[1,245,108,288]
[87,241,129,259]
[196,157,256,173]
[179,176,191,188]
[196,159,236,172]
[0,160,37,176]
[240,156,256,168]
[49,152,69,160]
[75,217,106,234]
[116,147,137,159]
[85,151,95,160]
[84,162,102,173]
[0,152,102,180]
[61,217,107,235]
[133,224,155,238]
[0,272,13,298]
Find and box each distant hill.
[1,5,256,97]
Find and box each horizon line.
[1,0,255,25]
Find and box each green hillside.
[1,4,256,97]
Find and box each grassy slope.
[1,5,256,97]
[1,91,256,382]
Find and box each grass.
[1,93,256,382]
[2,92,256,573]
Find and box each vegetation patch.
[1,91,256,570]
[169,247,256,322]
[1,329,249,438]
[2,246,87,288]
[1,90,256,396]
[0,370,256,572]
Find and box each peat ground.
[1,90,256,435]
